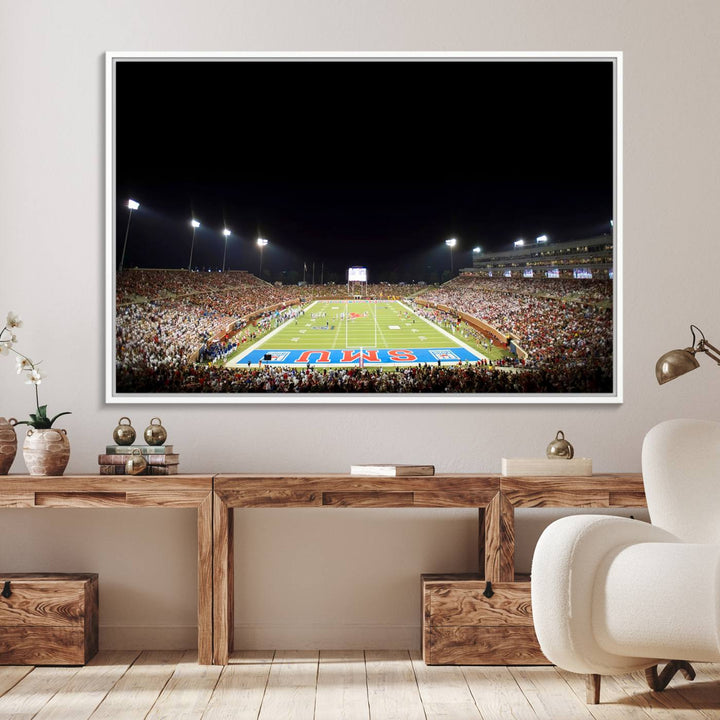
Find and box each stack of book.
[98,445,180,475]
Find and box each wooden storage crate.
[422,573,548,665]
[0,573,98,665]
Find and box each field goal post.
[347,266,368,298]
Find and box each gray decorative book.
[105,445,173,454]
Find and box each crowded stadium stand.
[418,275,612,379]
[118,362,610,394]
[115,269,430,390]
[115,267,613,394]
[464,234,613,279]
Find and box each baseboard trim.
[100,625,198,650]
[234,623,421,650]
[99,624,421,650]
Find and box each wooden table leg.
[483,492,515,582]
[197,493,213,665]
[213,492,234,665]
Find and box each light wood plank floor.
[0,651,718,720]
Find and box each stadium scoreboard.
[347,267,368,282]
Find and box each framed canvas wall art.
[106,52,622,404]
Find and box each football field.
[227,300,488,368]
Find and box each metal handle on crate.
[1,581,11,599]
[483,581,494,599]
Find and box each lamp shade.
[655,348,700,385]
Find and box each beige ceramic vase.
[22,428,70,476]
[0,417,18,475]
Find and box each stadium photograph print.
[107,52,621,404]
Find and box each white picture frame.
[106,51,622,404]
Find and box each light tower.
[222,228,231,272]
[445,237,457,274]
[119,198,139,272]
[257,237,268,278]
[188,219,200,271]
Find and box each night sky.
[115,58,614,283]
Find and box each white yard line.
[345,311,351,347]
[331,321,344,349]
[397,301,486,361]
[372,302,392,349]
[227,301,318,366]
[345,299,366,348]
[330,304,344,349]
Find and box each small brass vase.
[125,449,147,475]
[112,417,136,446]
[546,430,574,459]
[144,418,167,446]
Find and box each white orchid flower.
[6,312,22,329]
[16,356,33,373]
[25,368,46,385]
[4,309,71,428]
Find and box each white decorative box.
[501,457,592,476]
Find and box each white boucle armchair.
[531,418,720,703]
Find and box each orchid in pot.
[0,312,72,475]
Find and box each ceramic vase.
[0,417,18,475]
[22,428,70,476]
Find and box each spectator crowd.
[420,276,613,383]
[116,270,298,377]
[115,268,613,394]
[117,361,610,394]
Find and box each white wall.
[1,0,719,650]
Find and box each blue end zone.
[233,347,481,366]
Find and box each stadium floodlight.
[257,237,269,278]
[514,239,525,247]
[473,246,482,253]
[536,235,548,243]
[222,228,231,272]
[445,238,457,274]
[119,198,140,272]
[610,219,614,227]
[188,219,200,271]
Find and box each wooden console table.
[0,475,214,665]
[1,473,647,666]
[212,473,646,665]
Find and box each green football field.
[271,300,457,350]
[227,300,498,368]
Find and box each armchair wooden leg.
[586,661,695,705]
[645,661,696,692]
[586,674,601,704]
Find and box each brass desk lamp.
[656,325,720,384]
